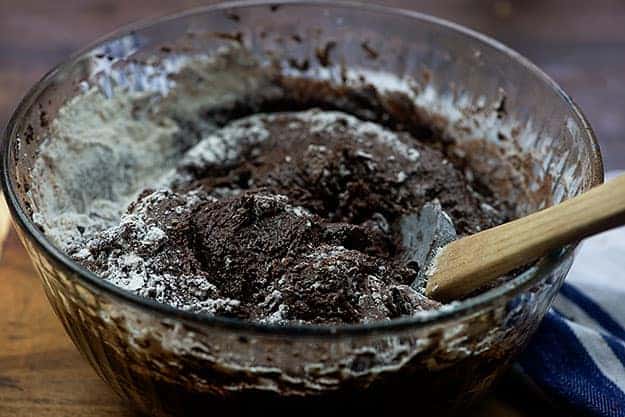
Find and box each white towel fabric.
[518,170,625,416]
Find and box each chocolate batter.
[71,109,511,324]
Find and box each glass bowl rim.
[1,0,604,338]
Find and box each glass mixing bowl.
[1,1,603,416]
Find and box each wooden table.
[2,1,623,415]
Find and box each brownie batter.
[70,109,510,324]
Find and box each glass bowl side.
[2,2,603,415]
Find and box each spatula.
[424,174,625,302]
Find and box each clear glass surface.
[1,2,603,415]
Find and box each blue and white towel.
[519,172,625,416]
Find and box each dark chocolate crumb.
[24,124,34,145]
[315,41,337,67]
[225,11,240,22]
[361,41,379,60]
[213,31,244,44]
[288,58,310,71]
[495,95,507,119]
[39,111,49,128]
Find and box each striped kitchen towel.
[519,171,625,416]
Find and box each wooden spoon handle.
[425,174,625,302]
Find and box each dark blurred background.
[1,0,624,169]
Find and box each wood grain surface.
[0,231,137,417]
[2,1,623,416]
